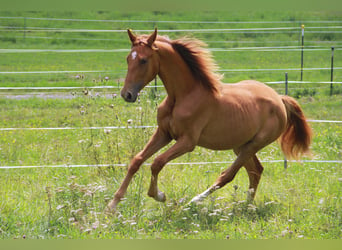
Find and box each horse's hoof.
[156,191,166,202]
[104,200,117,215]
[150,190,166,202]
[148,189,166,202]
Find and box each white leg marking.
[190,188,212,203]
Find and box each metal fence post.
[23,17,27,41]
[300,24,305,81]
[330,46,335,96]
[284,72,288,169]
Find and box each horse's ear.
[127,29,136,44]
[147,28,158,48]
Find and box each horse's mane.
[157,36,223,93]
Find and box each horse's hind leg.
[190,141,265,204]
[243,155,264,200]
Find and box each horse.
[106,28,312,212]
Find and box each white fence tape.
[1,81,341,91]
[0,118,340,132]
[1,67,341,75]
[1,159,341,170]
[0,46,339,53]
[2,16,342,24]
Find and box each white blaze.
[131,51,137,60]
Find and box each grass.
[0,10,341,239]
[0,90,341,239]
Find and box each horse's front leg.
[106,128,171,213]
[148,136,196,202]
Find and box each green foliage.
[293,88,317,99]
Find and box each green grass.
[1,10,342,87]
[0,91,341,239]
[0,10,341,239]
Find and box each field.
[0,11,341,239]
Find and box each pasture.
[0,11,341,239]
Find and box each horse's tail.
[279,95,312,159]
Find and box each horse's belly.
[197,122,257,150]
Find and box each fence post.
[23,17,27,41]
[284,72,288,169]
[155,76,157,93]
[300,24,305,81]
[330,46,335,96]
[285,72,288,95]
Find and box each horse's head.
[121,28,159,102]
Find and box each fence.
[0,15,341,170]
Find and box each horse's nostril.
[121,90,136,102]
[126,92,132,101]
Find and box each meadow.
[0,11,341,239]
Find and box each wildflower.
[56,205,65,210]
[104,76,109,81]
[104,129,111,134]
[127,119,133,125]
[247,204,257,211]
[71,208,83,215]
[55,187,64,193]
[92,221,99,230]
[265,201,275,206]
[201,207,208,214]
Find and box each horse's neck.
[157,46,199,101]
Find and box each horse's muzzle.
[121,89,137,103]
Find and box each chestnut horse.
[107,28,312,212]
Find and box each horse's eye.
[140,58,147,65]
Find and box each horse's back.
[224,80,279,97]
